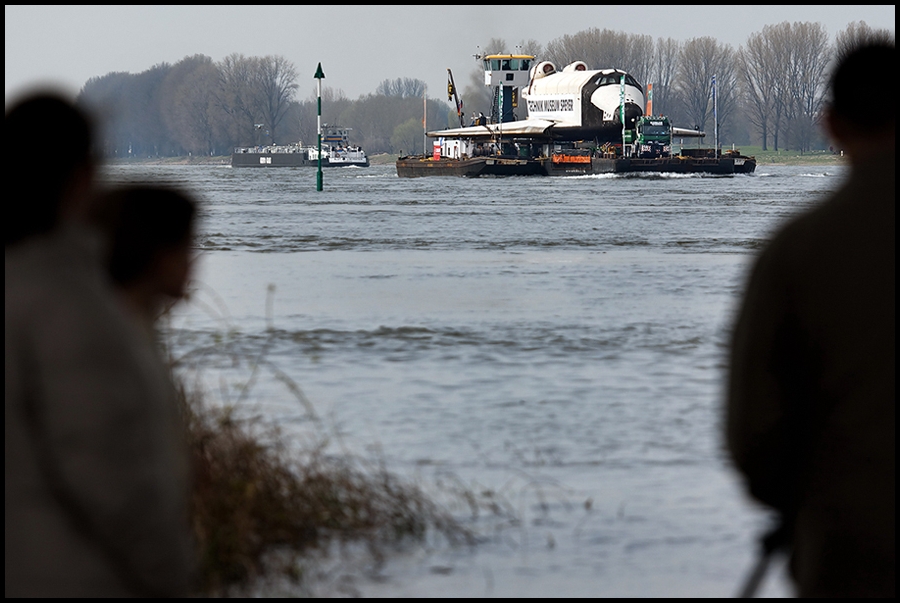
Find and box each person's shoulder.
[759,161,894,283]
[6,229,98,299]
[6,228,130,342]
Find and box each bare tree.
[376,78,427,98]
[77,71,135,157]
[254,55,298,145]
[834,21,895,64]
[517,38,545,61]
[647,37,681,117]
[217,53,262,146]
[740,22,832,151]
[543,28,650,79]
[214,54,297,145]
[790,22,831,152]
[158,55,226,155]
[738,32,776,149]
[627,34,655,88]
[462,38,508,117]
[675,37,738,143]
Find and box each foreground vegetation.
[186,404,468,594]
[163,291,516,596]
[178,376,479,595]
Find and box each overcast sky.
[6,5,895,105]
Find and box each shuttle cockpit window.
[595,73,644,93]
[625,74,643,93]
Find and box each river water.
[102,162,843,597]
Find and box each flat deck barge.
[396,151,755,177]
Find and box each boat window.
[491,59,501,71]
[521,59,531,70]
[501,60,510,70]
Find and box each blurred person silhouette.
[90,185,197,336]
[5,93,193,596]
[727,43,894,597]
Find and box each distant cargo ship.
[232,126,368,167]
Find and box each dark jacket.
[727,152,895,597]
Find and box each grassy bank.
[367,153,399,166]
[729,146,848,166]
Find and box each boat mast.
[423,86,427,155]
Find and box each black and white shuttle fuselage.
[429,59,651,143]
[522,62,644,141]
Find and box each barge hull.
[396,156,547,177]
[397,155,755,177]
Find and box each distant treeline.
[77,54,453,157]
[77,21,892,157]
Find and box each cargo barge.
[398,53,755,177]
[396,148,755,178]
[232,126,368,168]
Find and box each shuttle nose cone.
[614,103,644,129]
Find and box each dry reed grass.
[165,322,488,596]
[176,382,481,595]
[159,283,526,595]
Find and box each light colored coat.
[5,225,193,597]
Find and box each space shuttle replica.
[432,53,704,143]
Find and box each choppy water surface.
[103,163,843,596]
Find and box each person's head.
[5,92,96,246]
[824,42,895,161]
[93,185,198,315]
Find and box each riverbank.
[733,146,848,166]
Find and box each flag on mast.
[620,75,625,149]
[712,74,718,158]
